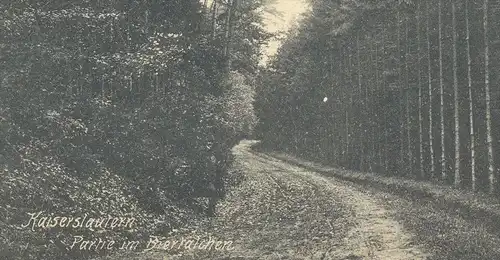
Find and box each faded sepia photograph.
[1,0,500,259]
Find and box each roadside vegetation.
[0,1,266,259]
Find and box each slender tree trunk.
[211,0,218,38]
[405,16,412,176]
[427,0,436,178]
[346,109,350,165]
[375,39,383,172]
[224,0,236,71]
[224,0,232,59]
[438,0,446,180]
[452,0,461,187]
[417,2,425,179]
[465,0,477,191]
[78,63,83,96]
[129,74,133,103]
[356,33,365,171]
[483,0,496,194]
[366,35,372,172]
[367,35,375,172]
[155,73,159,93]
[397,8,405,174]
[163,73,167,97]
[367,40,373,172]
[339,46,346,163]
[382,29,389,172]
[345,46,352,165]
[101,79,105,97]
[330,51,337,162]
[145,9,149,35]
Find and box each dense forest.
[256,0,500,194]
[0,0,267,259]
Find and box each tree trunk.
[356,33,365,171]
[452,0,461,187]
[405,16,412,176]
[339,45,346,164]
[224,0,236,71]
[367,35,374,172]
[417,2,425,179]
[129,74,134,103]
[397,8,405,175]
[427,0,436,178]
[375,38,383,172]
[211,0,218,39]
[465,0,477,191]
[438,0,446,180]
[382,29,389,172]
[345,46,352,165]
[483,0,496,194]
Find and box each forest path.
[218,140,430,260]
[110,140,430,259]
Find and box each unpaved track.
[245,143,429,260]
[103,141,431,259]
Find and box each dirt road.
[216,141,430,259]
[106,140,430,260]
